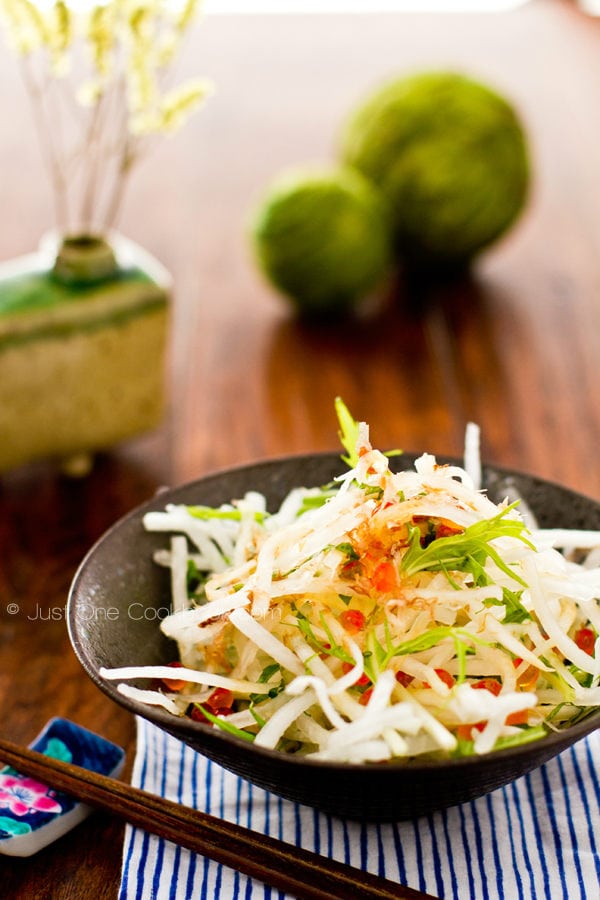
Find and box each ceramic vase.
[0,232,170,474]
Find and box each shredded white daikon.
[103,405,600,762]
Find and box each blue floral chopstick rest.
[0,718,125,857]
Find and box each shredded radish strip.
[160,592,250,640]
[169,536,189,613]
[229,607,305,676]
[116,684,183,715]
[464,421,482,491]
[537,529,600,550]
[285,677,348,730]
[99,665,270,695]
[254,692,317,749]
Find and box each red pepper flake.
[422,669,454,689]
[370,559,398,593]
[190,687,235,723]
[471,678,502,696]
[435,521,464,539]
[505,709,529,726]
[395,670,414,688]
[190,705,209,723]
[319,642,331,660]
[574,627,596,656]
[340,558,362,579]
[340,609,366,633]
[517,665,539,692]
[161,661,187,692]
[359,688,373,706]
[206,687,234,713]
[342,661,370,686]
[433,668,455,689]
[456,723,483,740]
[457,722,486,741]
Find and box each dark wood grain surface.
[1,1,599,896]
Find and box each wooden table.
[1,0,599,896]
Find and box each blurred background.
[0,0,599,492]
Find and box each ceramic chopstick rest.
[0,718,125,856]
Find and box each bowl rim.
[68,449,600,773]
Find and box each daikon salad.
[101,400,600,762]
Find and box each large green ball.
[250,167,393,316]
[340,71,530,269]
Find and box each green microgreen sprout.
[188,506,268,524]
[400,503,533,588]
[335,396,361,467]
[192,704,255,742]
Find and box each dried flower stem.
[19,54,69,227]
[0,0,212,236]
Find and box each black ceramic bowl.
[68,453,600,821]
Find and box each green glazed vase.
[0,232,170,474]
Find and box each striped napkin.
[120,718,599,899]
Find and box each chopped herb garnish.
[296,487,338,516]
[250,663,285,702]
[186,558,208,597]
[291,604,354,664]
[259,662,282,683]
[335,542,359,560]
[335,396,360,467]
[400,503,533,587]
[192,705,255,742]
[501,588,531,624]
[188,505,268,524]
[358,483,384,500]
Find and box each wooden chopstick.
[0,738,439,900]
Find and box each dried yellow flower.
[0,0,48,54]
[46,1,71,74]
[153,78,212,134]
[0,0,211,233]
[86,3,116,80]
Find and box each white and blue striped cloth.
[120,718,600,899]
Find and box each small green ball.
[250,167,393,316]
[340,71,530,269]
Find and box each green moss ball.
[339,71,530,269]
[250,167,393,316]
